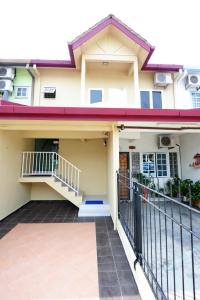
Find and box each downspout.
[33,64,41,106]
[2,90,9,101]
[26,64,35,105]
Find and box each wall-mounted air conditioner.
[154,73,173,87]
[0,79,13,92]
[185,74,200,89]
[158,135,175,148]
[0,67,15,80]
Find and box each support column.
[80,55,86,106]
[107,124,119,229]
[133,59,140,108]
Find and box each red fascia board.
[0,105,14,113]
[0,106,200,122]
[13,106,66,115]
[143,64,183,72]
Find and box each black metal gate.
[117,172,200,300]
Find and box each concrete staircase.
[19,176,82,208]
[20,152,82,208]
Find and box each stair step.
[78,200,110,217]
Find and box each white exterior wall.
[120,133,181,185]
[175,79,193,109]
[180,133,200,182]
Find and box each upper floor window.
[15,86,28,98]
[140,91,162,109]
[43,87,56,99]
[191,92,200,108]
[89,89,103,104]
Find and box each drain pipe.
[2,90,9,101]
[26,64,35,105]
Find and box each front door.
[119,152,130,200]
[34,139,59,174]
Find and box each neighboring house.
[0,68,33,105]
[175,66,200,109]
[0,14,200,226]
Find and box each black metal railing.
[117,172,200,300]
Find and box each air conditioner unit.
[154,73,173,87]
[0,67,15,80]
[158,135,175,148]
[0,79,13,92]
[185,74,200,89]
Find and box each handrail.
[21,151,81,194]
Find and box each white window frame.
[88,88,104,106]
[140,89,163,109]
[15,86,29,99]
[191,91,200,108]
[140,152,170,178]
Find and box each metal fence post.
[133,181,142,266]
[117,172,120,219]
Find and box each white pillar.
[107,125,119,229]
[80,55,86,106]
[133,59,140,108]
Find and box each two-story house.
[0,14,200,227]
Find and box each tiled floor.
[0,201,141,300]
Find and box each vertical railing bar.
[189,190,196,300]
[158,187,163,295]
[28,152,31,175]
[179,205,185,300]
[145,191,149,280]
[21,152,24,176]
[153,188,158,297]
[170,199,177,300]
[164,195,169,300]
[149,190,153,286]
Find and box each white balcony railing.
[21,151,81,194]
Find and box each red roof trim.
[0,105,200,122]
[30,15,183,72]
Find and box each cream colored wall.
[85,69,135,107]
[139,71,175,109]
[0,132,34,220]
[35,68,81,107]
[34,67,175,109]
[31,183,64,201]
[59,139,107,197]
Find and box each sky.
[0,0,200,66]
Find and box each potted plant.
[191,181,200,208]
[135,173,154,200]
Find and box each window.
[131,152,140,177]
[140,91,150,108]
[142,153,156,176]
[169,152,178,177]
[156,153,167,177]
[89,89,103,104]
[141,152,169,177]
[191,92,200,108]
[140,91,162,109]
[43,87,56,99]
[15,87,28,98]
